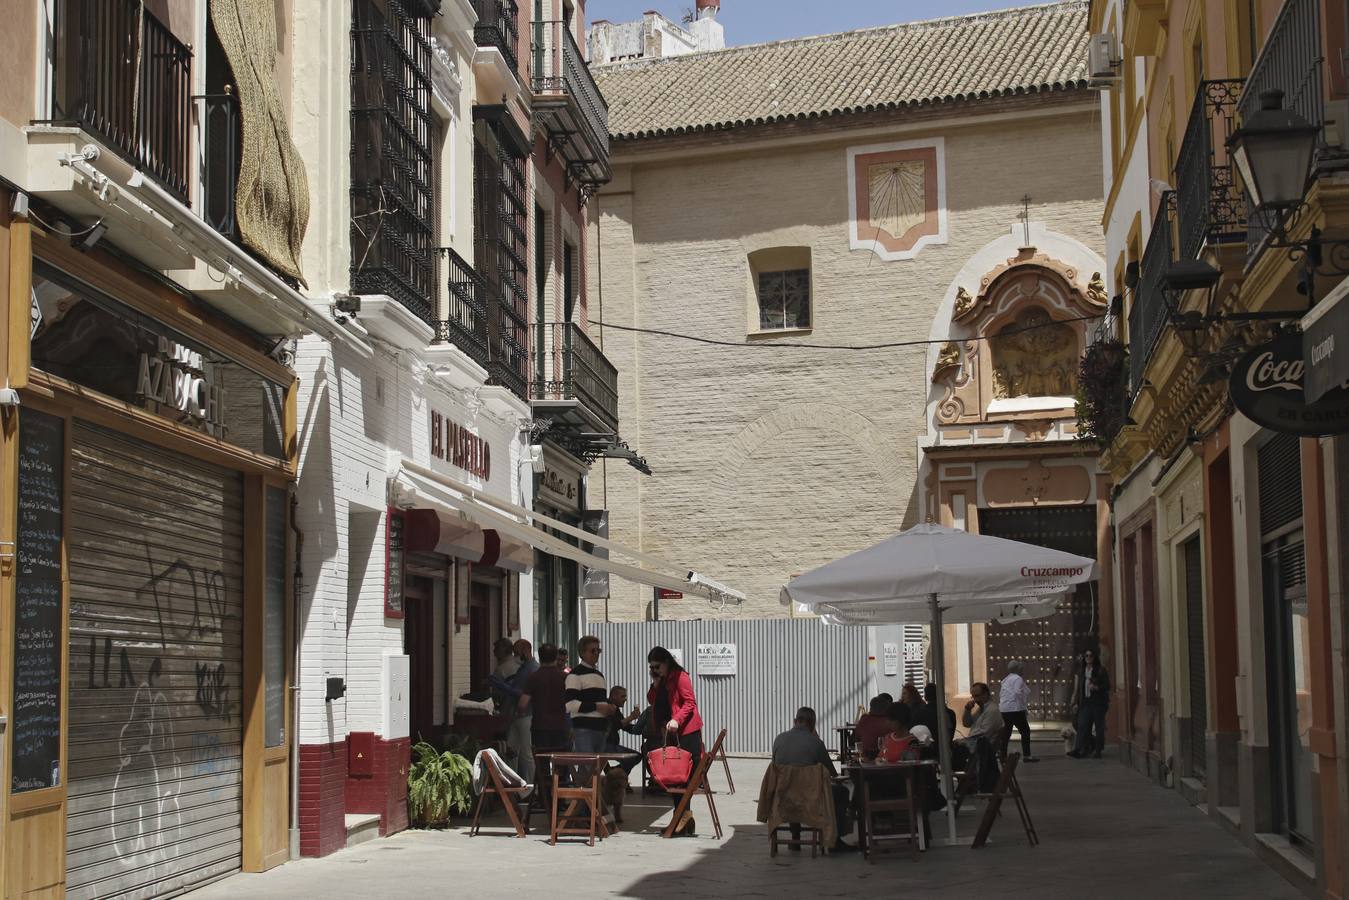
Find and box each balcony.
[532,20,611,190]
[1240,0,1324,264]
[1128,193,1175,394]
[434,248,490,368]
[1174,79,1245,260]
[47,0,192,202]
[473,0,519,74]
[532,322,619,434]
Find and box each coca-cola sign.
[1230,333,1349,435]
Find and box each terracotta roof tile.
[591,2,1090,140]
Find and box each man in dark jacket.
[1069,649,1110,758]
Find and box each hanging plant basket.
[1075,339,1129,445]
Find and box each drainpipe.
[289,488,305,859]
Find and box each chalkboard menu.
[264,487,287,747]
[385,511,405,618]
[12,408,64,793]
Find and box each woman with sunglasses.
[1068,648,1110,758]
[646,646,702,835]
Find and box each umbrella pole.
[929,593,958,844]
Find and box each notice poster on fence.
[882,642,899,676]
[696,643,737,676]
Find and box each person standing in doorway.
[998,660,1038,762]
[566,636,615,753]
[648,646,702,835]
[1069,649,1110,758]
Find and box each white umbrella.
[780,523,1096,844]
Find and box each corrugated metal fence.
[591,619,870,754]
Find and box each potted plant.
[1075,339,1128,445]
[407,740,474,828]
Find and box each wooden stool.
[770,824,823,858]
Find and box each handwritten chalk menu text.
[13,408,64,793]
[385,511,405,618]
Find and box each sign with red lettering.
[430,411,492,479]
[1229,333,1349,436]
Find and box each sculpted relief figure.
[990,307,1079,399]
[1086,272,1108,307]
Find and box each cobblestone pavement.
[189,744,1303,900]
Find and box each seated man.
[770,707,856,853]
[954,682,1004,791]
[603,685,646,775]
[854,695,893,761]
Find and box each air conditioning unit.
[1088,32,1122,88]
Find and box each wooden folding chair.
[661,728,727,839]
[971,752,1038,849]
[469,752,532,838]
[702,732,736,795]
[550,759,609,846]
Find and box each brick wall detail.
[345,733,411,836]
[299,740,348,857]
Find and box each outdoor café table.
[535,751,641,844]
[833,724,858,763]
[843,759,937,853]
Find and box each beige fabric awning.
[393,460,740,603]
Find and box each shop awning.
[392,460,744,604]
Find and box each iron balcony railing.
[49,0,193,201]
[434,248,490,368]
[1129,193,1176,394]
[533,20,610,164]
[473,0,519,75]
[492,291,530,402]
[1174,79,1245,260]
[200,88,240,240]
[1240,0,1324,263]
[533,322,619,433]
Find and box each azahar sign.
[1229,332,1349,436]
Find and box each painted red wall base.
[299,740,348,858]
[345,733,411,836]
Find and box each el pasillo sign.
[1230,332,1349,436]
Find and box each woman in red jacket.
[647,646,702,835]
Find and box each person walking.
[998,660,1038,762]
[1069,649,1110,758]
[647,646,702,835]
[566,636,614,753]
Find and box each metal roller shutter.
[65,422,245,899]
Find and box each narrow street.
[190,746,1302,900]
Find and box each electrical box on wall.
[382,653,410,740]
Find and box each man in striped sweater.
[566,636,615,753]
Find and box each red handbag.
[646,733,693,788]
